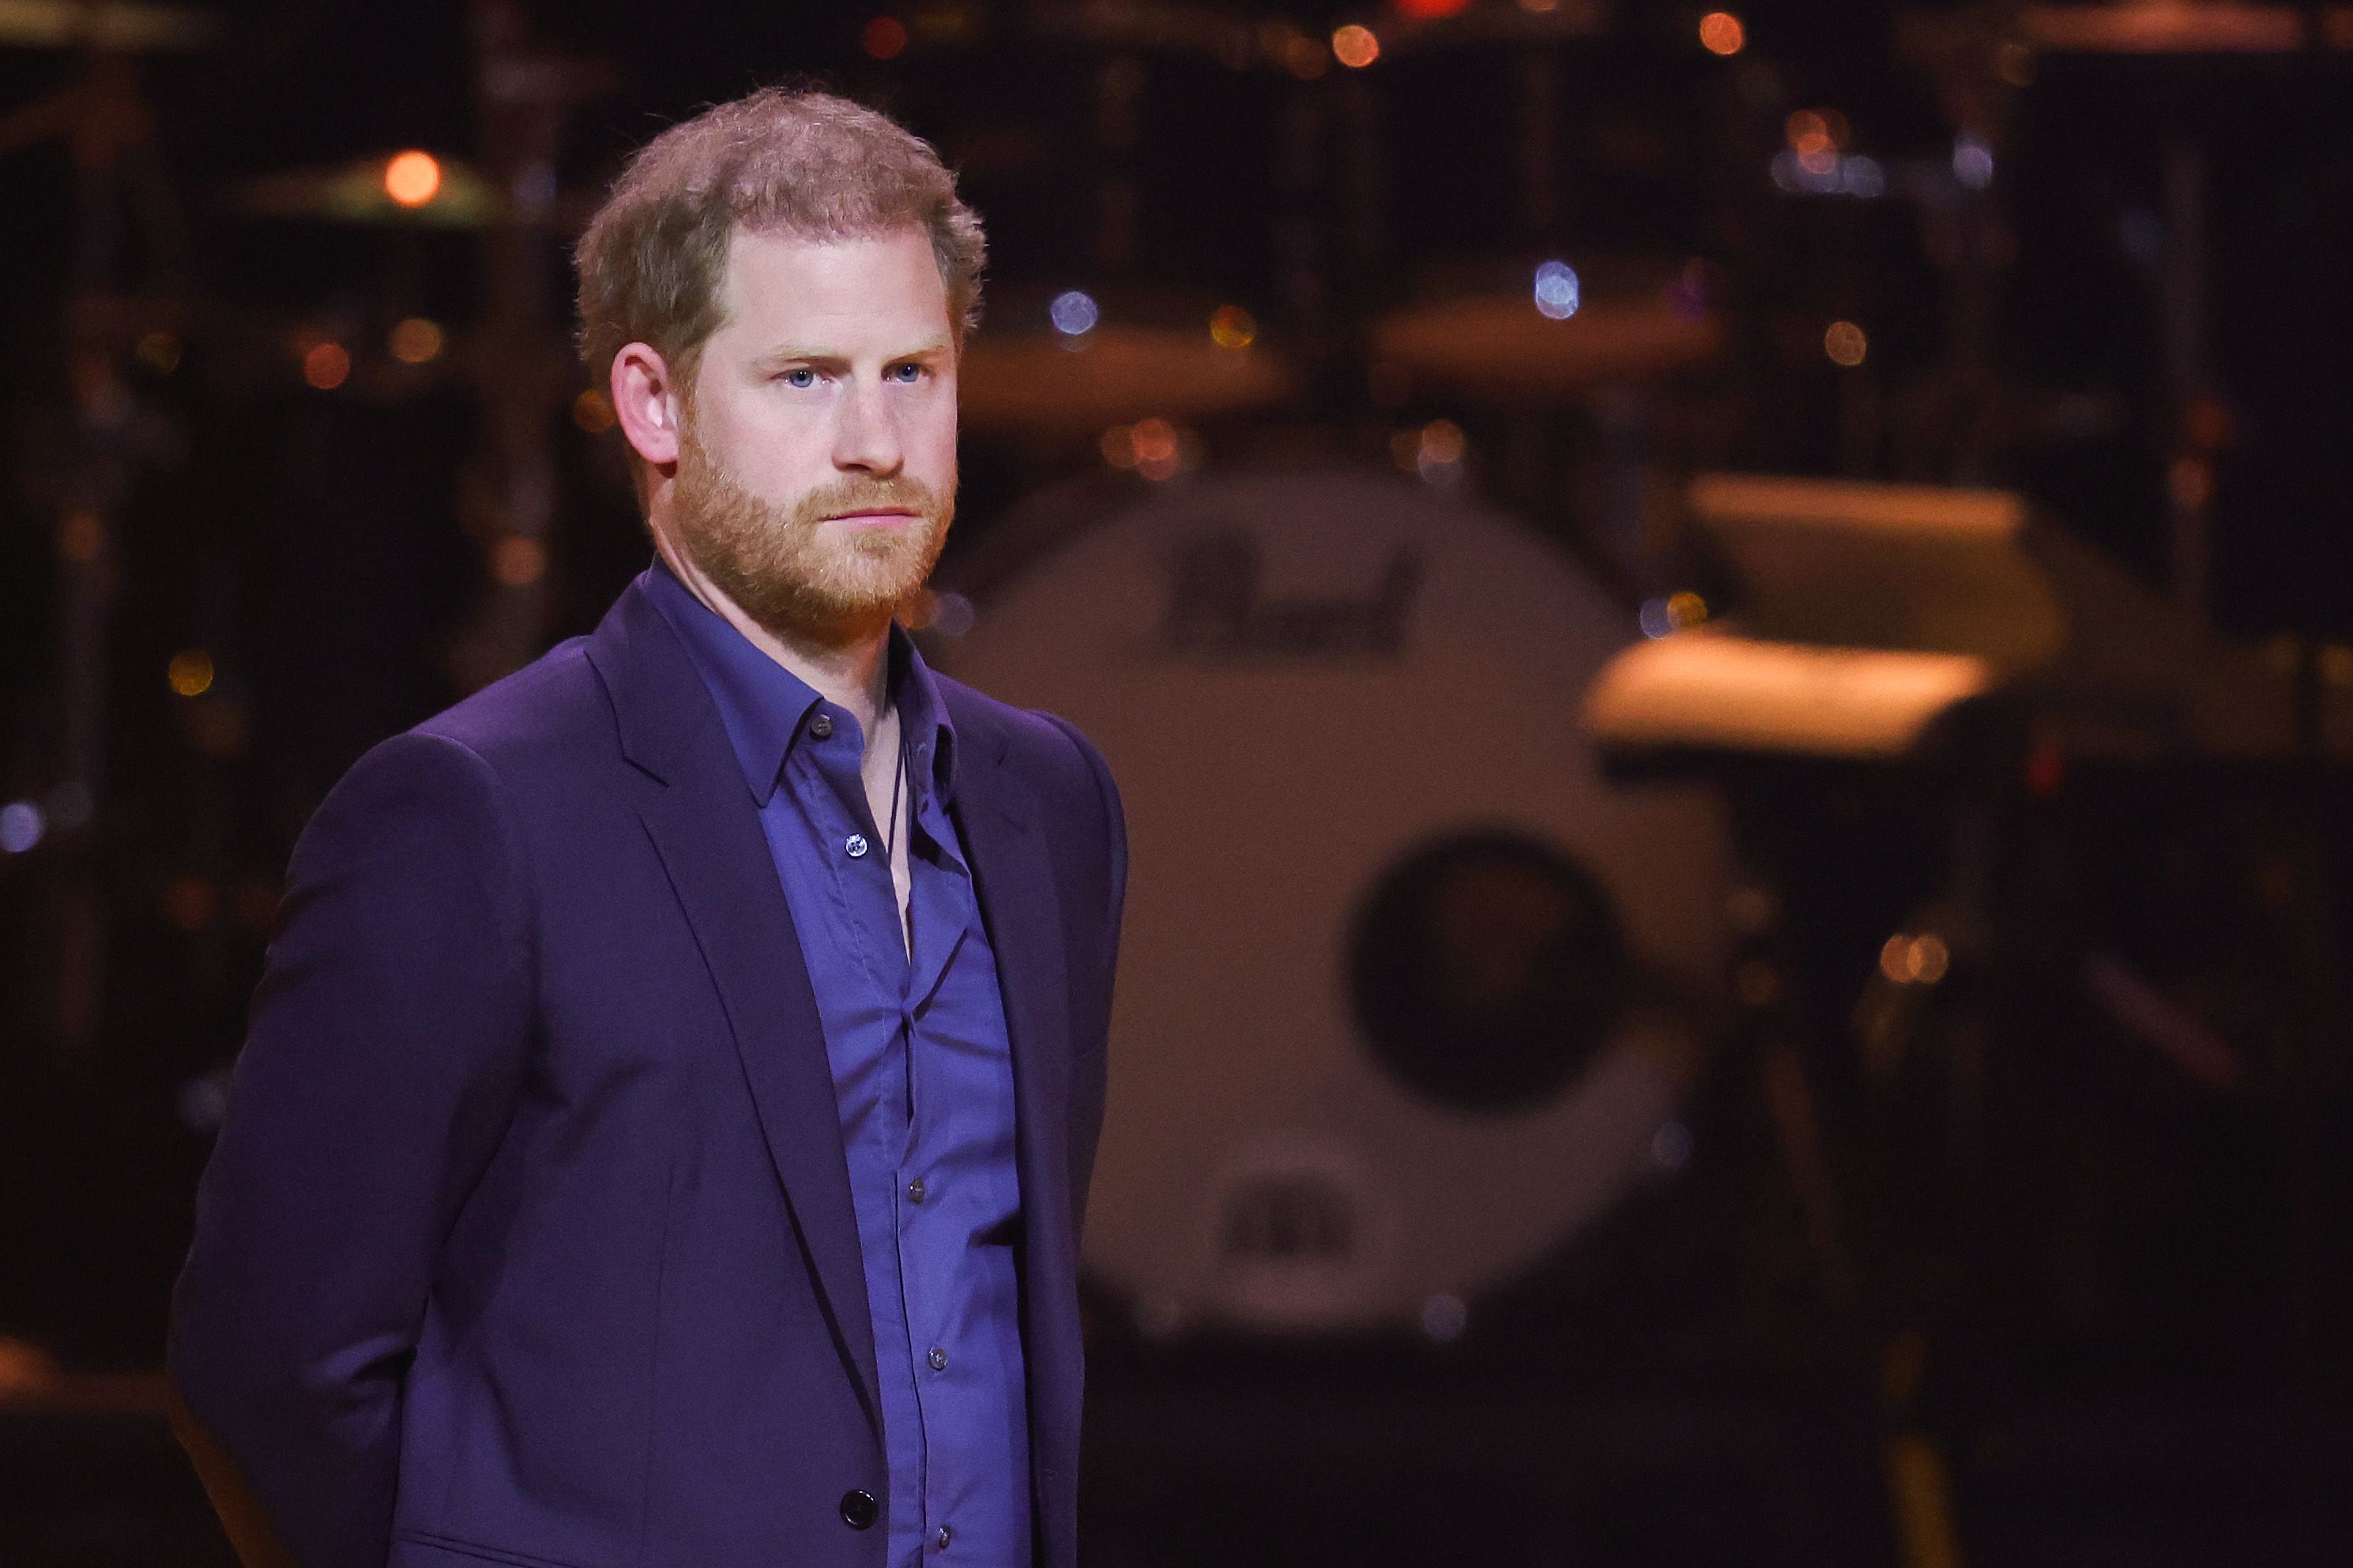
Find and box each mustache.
[792,473,946,525]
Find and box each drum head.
[936,468,1731,1334]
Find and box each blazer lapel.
[954,732,1075,1256]
[949,717,1084,1559]
[587,582,882,1431]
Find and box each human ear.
[611,343,683,468]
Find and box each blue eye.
[781,367,816,389]
[887,363,923,383]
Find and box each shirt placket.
[897,791,976,1560]
[808,731,936,1565]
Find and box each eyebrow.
[756,338,952,368]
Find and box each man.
[168,89,1125,1568]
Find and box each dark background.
[3,1,2352,1562]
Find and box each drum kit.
[902,0,2353,1370]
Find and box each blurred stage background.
[5,0,2353,1562]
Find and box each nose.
[831,374,904,477]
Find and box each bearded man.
[168,89,1125,1568]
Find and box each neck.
[653,535,894,746]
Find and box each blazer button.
[840,1489,879,1530]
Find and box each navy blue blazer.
[168,575,1125,1568]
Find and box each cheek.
[911,401,961,487]
[704,400,830,495]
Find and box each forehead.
[714,225,949,341]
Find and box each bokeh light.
[383,150,442,208]
[1415,419,1466,486]
[168,649,215,698]
[1331,24,1380,68]
[1786,110,1839,157]
[572,389,617,433]
[1881,934,1952,985]
[1699,11,1745,55]
[389,318,444,365]
[1129,417,1180,481]
[1824,320,1869,367]
[861,16,908,58]
[1050,290,1100,337]
[135,332,180,374]
[491,536,548,588]
[303,340,352,389]
[0,802,43,855]
[1953,132,1996,190]
[1208,305,1257,349]
[1533,260,1580,321]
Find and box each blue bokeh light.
[1533,260,1580,321]
[1050,290,1100,337]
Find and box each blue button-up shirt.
[647,563,1030,1566]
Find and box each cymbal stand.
[0,25,196,1055]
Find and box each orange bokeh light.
[1786,111,1831,156]
[303,341,352,389]
[1395,0,1471,17]
[1331,24,1380,68]
[1824,321,1868,367]
[861,16,908,59]
[491,536,548,588]
[1699,11,1745,55]
[571,389,617,433]
[383,150,442,209]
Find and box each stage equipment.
[0,0,213,51]
[2016,2,2353,55]
[958,304,1297,437]
[931,466,1733,1336]
[1,0,211,1054]
[221,2,614,690]
[231,155,507,228]
[1585,474,2353,764]
[1368,275,1722,404]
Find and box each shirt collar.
[641,558,959,807]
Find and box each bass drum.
[933,467,1732,1337]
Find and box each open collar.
[641,559,960,808]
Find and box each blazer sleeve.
[168,731,536,1568]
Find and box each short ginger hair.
[574,88,985,393]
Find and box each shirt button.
[933,1525,952,1551]
[809,712,834,740]
[928,1346,947,1371]
[845,833,869,858]
[907,1177,927,1203]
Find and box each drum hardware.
[1584,473,2353,768]
[1587,471,2353,1568]
[2,4,212,1056]
[2015,2,2353,56]
[1367,271,1724,404]
[0,0,215,52]
[229,154,510,229]
[957,298,1298,438]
